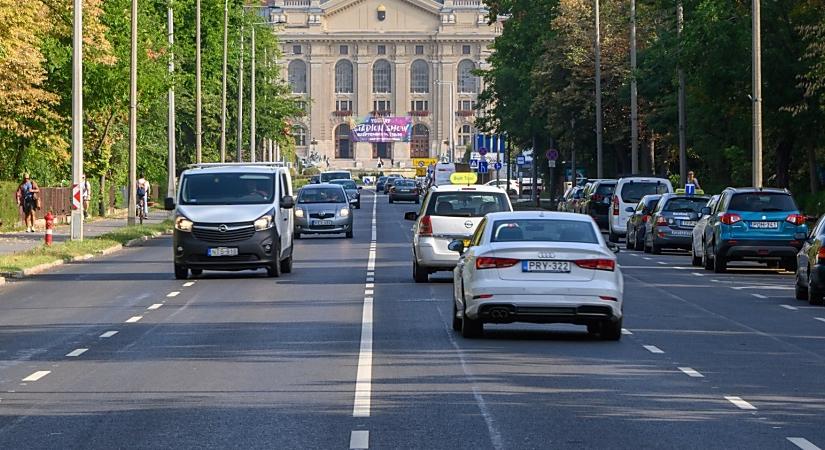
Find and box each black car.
[625,194,661,250]
[389,179,420,203]
[580,179,617,229]
[383,176,403,194]
[375,176,388,192]
[796,214,825,305]
[644,193,710,253]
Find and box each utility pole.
[167,4,176,201]
[570,117,576,186]
[70,0,84,239]
[195,0,202,164]
[677,0,687,185]
[250,26,257,163]
[220,0,229,163]
[127,0,137,226]
[532,135,538,206]
[752,0,763,187]
[595,0,604,178]
[237,24,244,163]
[630,0,639,174]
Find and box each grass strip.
[0,220,172,274]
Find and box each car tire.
[280,250,293,274]
[461,306,483,339]
[782,258,797,272]
[795,272,808,300]
[808,284,825,306]
[295,232,302,240]
[713,251,727,273]
[346,230,354,239]
[600,319,622,341]
[389,198,394,204]
[643,239,651,253]
[415,198,420,204]
[174,264,188,280]
[586,323,600,335]
[651,243,662,255]
[413,259,429,283]
[452,297,462,332]
[703,242,714,270]
[608,230,619,243]
[625,230,634,250]
[691,246,702,267]
[267,244,282,278]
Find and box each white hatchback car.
[450,211,624,339]
[405,184,513,282]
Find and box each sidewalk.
[0,212,166,257]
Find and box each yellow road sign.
[450,172,478,185]
[412,158,438,176]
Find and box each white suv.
[405,185,513,282]
[608,176,673,242]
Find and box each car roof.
[300,183,346,190]
[484,211,596,222]
[183,165,284,175]
[429,184,508,193]
[617,176,670,184]
[723,187,790,194]
[658,193,710,201]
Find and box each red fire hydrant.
[44,211,54,246]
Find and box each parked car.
[405,184,513,282]
[293,184,354,239]
[580,179,617,229]
[625,194,661,250]
[484,179,518,195]
[559,186,586,213]
[375,176,388,192]
[795,214,825,305]
[383,175,403,194]
[700,187,807,273]
[643,193,710,254]
[310,175,320,184]
[329,179,361,209]
[389,179,420,204]
[608,176,673,242]
[690,195,720,266]
[448,211,624,339]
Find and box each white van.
[166,162,296,279]
[608,176,673,242]
[432,162,456,187]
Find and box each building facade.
[269,0,502,169]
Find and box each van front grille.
[192,224,255,243]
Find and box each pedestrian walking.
[686,171,701,191]
[377,157,384,169]
[81,174,92,218]
[15,173,40,232]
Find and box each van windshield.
[425,191,509,217]
[180,173,275,205]
[320,172,351,183]
[297,187,347,204]
[620,182,669,203]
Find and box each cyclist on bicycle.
[137,173,150,218]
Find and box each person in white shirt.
[81,174,91,218]
[137,174,150,217]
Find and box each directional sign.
[546,149,559,161]
[469,159,479,170]
[493,162,503,171]
[516,156,526,165]
[548,160,556,168]
[71,184,81,210]
[478,161,489,174]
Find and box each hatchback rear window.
[491,219,598,244]
[426,192,509,217]
[620,182,669,203]
[596,184,615,196]
[728,193,797,212]
[663,197,709,212]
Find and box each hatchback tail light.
[574,259,616,271]
[786,214,806,226]
[612,196,619,216]
[419,215,433,236]
[655,216,668,226]
[720,213,742,225]
[476,257,520,270]
[817,248,825,265]
[591,194,603,202]
[642,215,649,223]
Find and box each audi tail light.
[475,257,520,270]
[419,215,433,236]
[574,259,616,271]
[720,213,742,225]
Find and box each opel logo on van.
[464,220,473,229]
[218,225,228,233]
[538,251,555,259]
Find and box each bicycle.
[136,197,146,225]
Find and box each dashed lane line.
[815,317,825,324]
[643,345,664,354]
[725,396,757,410]
[65,348,88,357]
[183,281,195,287]
[787,437,822,450]
[99,331,118,338]
[147,303,163,310]
[692,272,704,277]
[752,293,768,299]
[780,305,798,311]
[349,430,369,449]
[621,328,633,335]
[166,291,180,298]
[22,371,50,382]
[125,316,143,323]
[678,367,704,378]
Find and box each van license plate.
[522,260,571,273]
[312,220,334,226]
[751,221,778,229]
[208,247,238,257]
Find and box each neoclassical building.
[268,0,503,169]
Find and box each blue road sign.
[516,156,526,165]
[475,134,507,153]
[470,159,479,170]
[494,162,503,171]
[479,147,488,156]
[478,161,489,174]
[685,183,696,195]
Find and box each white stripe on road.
[725,396,757,410]
[353,193,378,418]
[752,294,768,299]
[366,277,374,282]
[643,345,664,354]
[99,331,118,338]
[367,271,374,276]
[642,257,652,261]
[787,437,822,450]
[365,283,374,288]
[147,303,162,310]
[22,371,50,382]
[657,261,667,265]
[183,281,195,287]
[349,430,369,449]
[692,272,704,277]
[678,367,704,378]
[125,316,143,323]
[781,305,798,311]
[815,317,825,324]
[65,348,88,357]
[166,291,180,298]
[621,328,632,335]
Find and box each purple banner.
[351,116,412,143]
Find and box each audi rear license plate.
[751,221,779,229]
[312,220,334,226]
[522,260,571,273]
[208,247,239,257]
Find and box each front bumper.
[718,239,803,260]
[295,216,353,235]
[173,229,276,271]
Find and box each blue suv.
[700,187,807,273]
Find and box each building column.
[308,57,328,160]
[394,58,411,165]
[355,55,371,164]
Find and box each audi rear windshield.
[425,192,509,217]
[729,193,797,212]
[180,173,275,205]
[491,219,599,244]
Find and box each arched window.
[411,124,430,158]
[457,124,475,148]
[373,59,392,93]
[457,60,477,93]
[288,60,307,94]
[410,60,429,93]
[292,125,307,147]
[335,60,353,93]
[335,124,352,159]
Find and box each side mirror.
[607,242,620,254]
[280,195,295,209]
[625,206,635,213]
[688,212,699,221]
[358,186,363,190]
[701,207,711,215]
[447,239,465,254]
[404,211,418,221]
[164,197,176,211]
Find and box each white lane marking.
[349,430,369,449]
[692,272,704,277]
[125,316,143,323]
[752,294,768,299]
[183,281,195,287]
[642,257,652,261]
[166,291,180,298]
[678,367,704,378]
[99,331,118,338]
[367,272,374,276]
[66,348,88,357]
[364,290,374,295]
[781,305,798,311]
[814,317,825,324]
[621,328,632,335]
[787,437,822,450]
[22,371,50,382]
[725,396,757,410]
[353,192,378,418]
[365,283,374,288]
[147,303,163,310]
[366,277,374,282]
[732,285,794,291]
[657,261,667,265]
[643,345,664,354]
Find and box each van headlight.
[294,208,305,218]
[175,216,193,232]
[254,215,274,231]
[339,207,350,217]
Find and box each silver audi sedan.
[293,184,354,239]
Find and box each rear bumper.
[651,230,693,248]
[718,239,803,260]
[390,193,419,201]
[415,237,460,269]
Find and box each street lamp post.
[167,4,176,202]
[237,24,244,162]
[752,0,763,187]
[595,0,604,178]
[435,80,455,162]
[630,0,639,174]
[127,0,138,226]
[220,0,228,163]
[71,0,84,239]
[195,0,202,164]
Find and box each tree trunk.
[99,174,107,217]
[775,137,793,188]
[809,146,820,194]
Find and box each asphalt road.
[0,191,823,449]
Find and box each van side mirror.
[164,197,176,211]
[358,186,363,190]
[700,207,711,215]
[404,212,418,221]
[280,195,295,209]
[448,239,465,254]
